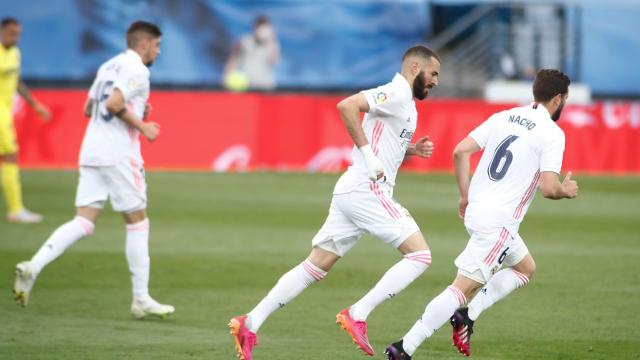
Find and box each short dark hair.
[255,15,270,27]
[1,17,20,28]
[533,69,570,103]
[126,20,162,48]
[402,45,440,63]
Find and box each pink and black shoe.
[450,307,474,356]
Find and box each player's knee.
[403,250,432,272]
[74,216,95,236]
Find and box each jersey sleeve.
[540,128,565,173]
[113,66,148,102]
[468,114,497,149]
[360,83,400,116]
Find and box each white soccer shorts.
[455,226,529,284]
[75,158,147,213]
[312,182,420,257]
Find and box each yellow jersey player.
[0,17,50,223]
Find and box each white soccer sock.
[468,268,529,321]
[247,259,326,333]
[126,219,151,299]
[402,285,467,355]
[351,250,431,321]
[30,216,95,276]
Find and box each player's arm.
[453,136,482,218]
[337,93,383,181]
[17,80,50,121]
[82,98,94,118]
[539,171,578,199]
[105,88,160,142]
[406,135,434,158]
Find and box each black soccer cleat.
[450,307,474,356]
[385,340,412,360]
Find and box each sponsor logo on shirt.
[399,129,414,139]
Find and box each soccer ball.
[224,71,249,92]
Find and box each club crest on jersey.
[374,92,388,105]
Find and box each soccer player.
[0,17,51,223]
[385,69,579,360]
[12,21,174,319]
[230,45,441,359]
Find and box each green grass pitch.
[1,170,639,359]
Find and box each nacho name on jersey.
[508,114,536,131]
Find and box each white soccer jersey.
[334,73,417,194]
[79,49,150,166]
[464,102,565,233]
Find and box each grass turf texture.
[1,170,639,359]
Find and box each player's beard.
[413,71,429,100]
[551,99,565,121]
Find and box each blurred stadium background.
[2,0,639,359]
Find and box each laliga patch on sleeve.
[127,78,139,91]
[374,91,389,105]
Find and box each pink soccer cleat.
[450,307,474,356]
[336,307,375,356]
[229,315,258,360]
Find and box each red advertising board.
[12,90,640,175]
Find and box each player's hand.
[414,135,434,158]
[143,103,152,120]
[34,102,51,122]
[360,144,384,181]
[561,171,578,198]
[458,197,468,219]
[141,121,160,142]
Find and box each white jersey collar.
[392,73,413,101]
[530,102,552,119]
[125,49,144,65]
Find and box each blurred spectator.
[223,15,280,91]
[512,4,562,80]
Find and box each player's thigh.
[311,196,364,257]
[0,108,18,155]
[455,227,513,284]
[504,233,535,277]
[342,186,420,250]
[75,166,109,210]
[105,158,147,213]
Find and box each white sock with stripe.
[350,250,431,321]
[30,216,95,276]
[468,268,529,321]
[247,259,326,333]
[402,285,467,356]
[126,219,151,299]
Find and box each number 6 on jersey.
[488,135,518,181]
